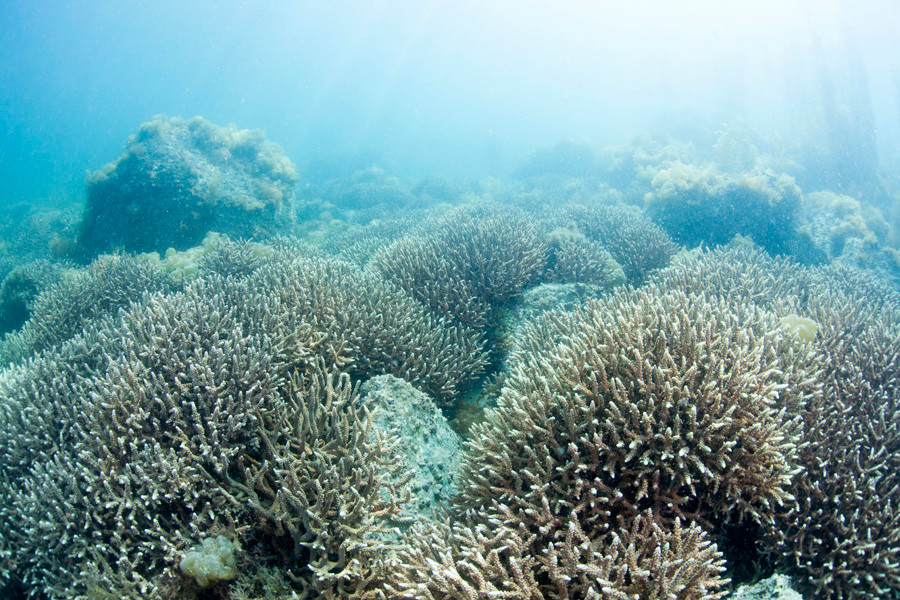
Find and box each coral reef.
[229,367,407,599]
[459,285,817,530]
[0,253,172,366]
[391,267,814,600]
[3,120,900,600]
[558,203,680,284]
[0,259,64,334]
[138,231,229,284]
[410,176,465,205]
[542,228,626,288]
[370,203,547,329]
[650,244,809,309]
[0,273,410,598]
[0,274,291,598]
[195,235,273,279]
[77,115,298,257]
[650,245,900,599]
[766,269,900,600]
[309,164,416,211]
[321,212,428,267]
[252,246,486,399]
[0,229,493,598]
[801,191,900,282]
[387,511,727,600]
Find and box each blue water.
[2,0,898,203]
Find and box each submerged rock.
[78,115,298,257]
[515,282,614,325]
[645,161,805,257]
[730,574,804,600]
[359,375,461,520]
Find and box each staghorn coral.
[412,202,547,303]
[195,236,272,280]
[542,228,626,288]
[643,245,900,597]
[334,228,403,267]
[137,231,260,284]
[649,244,811,310]
[4,171,900,600]
[458,284,818,545]
[370,203,547,329]
[0,253,172,366]
[0,237,486,598]
[0,259,65,334]
[809,262,900,320]
[387,510,727,600]
[0,265,412,598]
[320,213,426,268]
[249,248,486,400]
[1,274,293,599]
[228,367,409,599]
[559,203,679,284]
[765,269,900,600]
[0,342,101,597]
[372,233,491,329]
[433,269,821,596]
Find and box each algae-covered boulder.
[645,161,804,256]
[78,115,298,257]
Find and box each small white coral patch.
[179,535,238,587]
[779,314,818,344]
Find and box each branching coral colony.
[370,203,548,330]
[1,224,899,599]
[0,241,483,599]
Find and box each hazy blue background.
[1,0,898,205]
